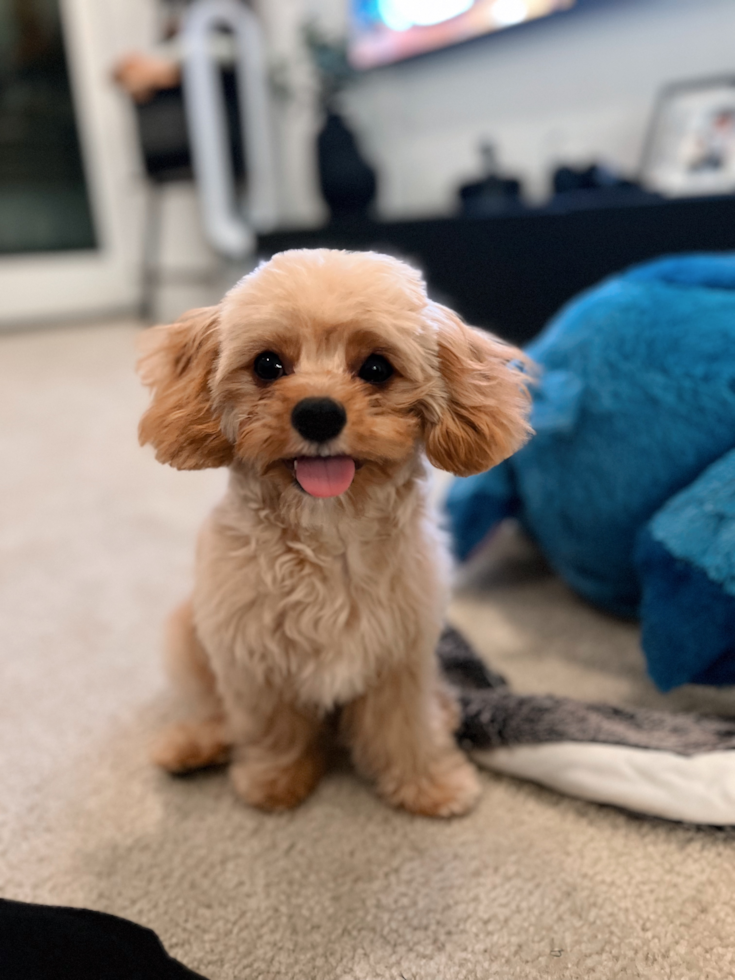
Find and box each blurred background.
[2,0,735,334]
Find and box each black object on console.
[317,111,377,220]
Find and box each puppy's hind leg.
[151,599,232,773]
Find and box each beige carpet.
[1,321,734,980]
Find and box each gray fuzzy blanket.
[439,627,735,758]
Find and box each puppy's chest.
[205,524,427,706]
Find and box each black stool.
[134,71,245,320]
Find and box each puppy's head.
[138,249,532,505]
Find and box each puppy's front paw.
[383,752,481,818]
[151,719,231,773]
[230,751,324,811]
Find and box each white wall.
[278,0,735,218]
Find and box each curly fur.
[139,248,532,816]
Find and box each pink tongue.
[294,456,356,498]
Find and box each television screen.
[350,0,577,69]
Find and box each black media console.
[257,195,735,345]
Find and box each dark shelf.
[257,195,735,345]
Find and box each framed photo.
[641,76,735,197]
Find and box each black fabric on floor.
[0,899,208,980]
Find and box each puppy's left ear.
[423,304,533,477]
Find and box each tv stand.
[257,195,735,344]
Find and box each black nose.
[291,397,347,443]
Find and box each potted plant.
[301,21,377,221]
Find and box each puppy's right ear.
[137,306,234,470]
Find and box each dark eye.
[358,353,394,385]
[253,351,284,381]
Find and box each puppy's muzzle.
[291,397,346,444]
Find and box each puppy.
[138,248,531,816]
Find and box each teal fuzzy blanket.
[446,254,735,691]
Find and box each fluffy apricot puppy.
[139,248,531,816]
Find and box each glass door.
[0,0,96,254]
[0,0,144,326]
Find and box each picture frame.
[640,76,735,197]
